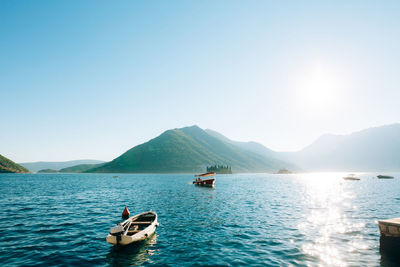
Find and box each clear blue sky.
[1,1,399,162]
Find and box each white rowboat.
[377,175,394,179]
[106,210,158,246]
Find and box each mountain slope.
[59,163,105,173]
[0,154,29,173]
[283,124,400,171]
[19,160,105,173]
[205,129,280,159]
[88,125,295,173]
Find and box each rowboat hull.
[193,178,215,187]
[106,211,158,246]
[106,224,157,245]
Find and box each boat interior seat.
[127,230,141,235]
[127,225,139,233]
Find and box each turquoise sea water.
[0,173,399,266]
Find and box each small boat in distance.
[106,210,158,246]
[377,175,394,179]
[343,174,360,180]
[193,172,216,187]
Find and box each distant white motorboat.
[377,175,394,179]
[343,174,360,181]
[106,210,158,246]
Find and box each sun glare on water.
[297,173,367,266]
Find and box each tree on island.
[206,165,232,174]
[276,168,292,174]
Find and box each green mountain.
[19,159,105,173]
[205,129,281,159]
[0,154,29,173]
[87,125,296,173]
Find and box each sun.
[295,65,339,110]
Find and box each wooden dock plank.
[379,218,400,237]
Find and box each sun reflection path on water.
[297,173,367,267]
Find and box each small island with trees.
[206,165,232,174]
[275,168,293,174]
[38,169,59,173]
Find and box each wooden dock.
[378,218,400,237]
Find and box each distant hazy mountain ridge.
[0,154,29,173]
[282,124,400,171]
[87,125,296,173]
[20,160,105,173]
